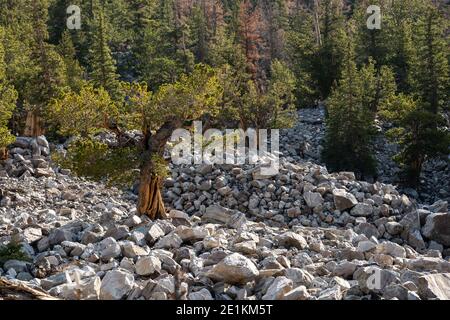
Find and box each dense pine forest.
[0,0,449,216]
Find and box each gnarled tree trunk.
[23,111,44,137]
[137,120,181,219]
[138,161,167,220]
[0,148,7,160]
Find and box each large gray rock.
[277,232,307,249]
[375,242,406,258]
[333,189,358,211]
[99,237,121,261]
[145,224,165,244]
[3,260,29,273]
[203,205,234,224]
[100,270,134,300]
[135,256,162,276]
[48,229,76,245]
[422,212,450,246]
[175,226,208,242]
[282,286,310,300]
[55,276,101,300]
[418,273,450,300]
[262,276,293,300]
[154,233,183,249]
[405,257,450,273]
[354,223,380,239]
[121,241,148,258]
[353,266,398,293]
[304,191,324,209]
[206,253,259,285]
[350,203,374,217]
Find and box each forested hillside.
[1,0,448,189]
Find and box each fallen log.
[0,277,59,300]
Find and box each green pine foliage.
[0,0,447,190]
[0,27,18,149]
[322,30,396,179]
[380,94,450,186]
[88,7,121,100]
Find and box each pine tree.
[380,94,450,186]
[189,1,209,63]
[322,29,394,178]
[286,8,320,108]
[261,0,289,61]
[50,65,223,220]
[89,7,121,100]
[0,27,18,158]
[24,0,66,136]
[414,5,449,115]
[237,0,265,81]
[352,0,390,67]
[133,0,193,90]
[314,0,347,100]
[380,4,450,186]
[58,31,84,92]
[383,0,420,93]
[0,0,36,104]
[48,0,74,44]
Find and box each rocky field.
[0,116,449,300]
[280,107,450,204]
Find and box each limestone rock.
[206,253,259,285]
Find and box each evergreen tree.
[48,0,74,44]
[237,0,265,81]
[380,94,450,186]
[189,1,209,63]
[0,0,36,106]
[383,0,420,93]
[414,5,449,115]
[314,0,347,100]
[132,0,193,90]
[322,30,394,178]
[88,7,121,100]
[286,8,319,108]
[352,0,390,67]
[0,26,18,157]
[380,4,449,186]
[24,0,66,136]
[58,31,84,92]
[50,64,222,219]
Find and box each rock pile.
[2,136,58,179]
[280,108,449,205]
[0,137,449,300]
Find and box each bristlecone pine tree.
[49,64,222,219]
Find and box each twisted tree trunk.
[138,161,166,220]
[23,111,44,137]
[0,148,7,160]
[137,120,181,219]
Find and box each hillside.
[1,134,449,300]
